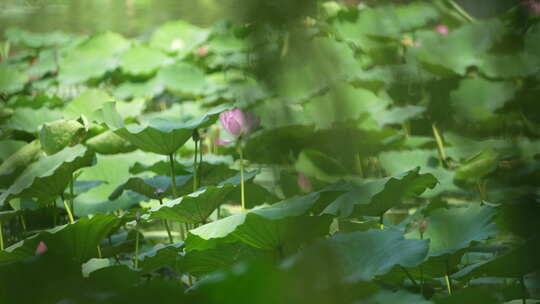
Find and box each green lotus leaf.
[432,286,502,304]
[454,148,498,182]
[0,214,120,263]
[5,107,63,133]
[0,64,27,94]
[149,20,209,56]
[0,209,23,222]
[0,145,95,206]
[366,289,433,304]
[407,204,498,276]
[73,151,162,216]
[450,78,517,123]
[408,20,504,75]
[58,32,130,84]
[100,101,224,155]
[120,45,170,76]
[114,78,164,99]
[64,89,145,122]
[156,62,208,96]
[138,242,183,274]
[333,2,439,42]
[322,168,438,217]
[452,235,540,280]
[0,140,42,188]
[295,149,348,183]
[145,183,237,224]
[185,192,329,252]
[109,175,190,201]
[290,229,429,283]
[85,130,136,154]
[39,119,86,155]
[5,27,71,49]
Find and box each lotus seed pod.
[39,119,85,155]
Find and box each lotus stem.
[70,173,75,215]
[159,198,174,243]
[379,214,384,230]
[400,266,418,288]
[239,146,246,210]
[63,197,75,224]
[446,0,474,23]
[432,123,448,168]
[97,245,102,258]
[134,231,139,268]
[168,154,178,198]
[193,138,198,192]
[0,222,4,250]
[444,274,453,295]
[520,276,527,304]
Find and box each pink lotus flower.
[297,173,312,193]
[35,241,48,255]
[435,24,449,35]
[219,109,260,138]
[197,45,209,57]
[525,0,540,14]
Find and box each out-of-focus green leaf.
[454,148,498,182]
[120,45,170,76]
[157,62,208,96]
[0,64,27,94]
[150,20,210,56]
[5,107,62,133]
[0,140,41,188]
[39,119,86,155]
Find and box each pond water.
[0,0,228,37]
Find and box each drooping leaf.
[0,145,95,206]
[39,119,86,155]
[0,140,42,188]
[0,214,120,263]
[85,130,136,154]
[322,168,438,217]
[100,102,224,155]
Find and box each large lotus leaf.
[333,2,439,42]
[290,230,429,283]
[478,52,540,79]
[120,45,170,76]
[0,145,95,205]
[145,184,237,224]
[407,204,498,276]
[39,119,86,155]
[375,105,425,127]
[64,89,144,122]
[452,236,540,280]
[73,151,162,216]
[109,175,190,201]
[85,130,137,154]
[5,107,63,133]
[100,102,223,155]
[0,140,42,188]
[130,159,191,176]
[149,20,210,56]
[454,148,498,182]
[58,32,129,84]
[322,168,438,217]
[378,150,460,197]
[156,62,208,96]
[350,64,437,91]
[444,132,509,161]
[0,64,27,94]
[114,78,165,99]
[304,84,389,129]
[409,20,504,75]
[0,214,120,263]
[26,49,58,79]
[244,124,315,164]
[5,27,71,49]
[185,192,327,252]
[450,78,517,123]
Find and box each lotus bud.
[35,241,48,255]
[219,109,260,138]
[435,24,449,35]
[297,173,312,193]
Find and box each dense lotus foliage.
[0,1,539,303]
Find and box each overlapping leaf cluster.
[0,1,539,303]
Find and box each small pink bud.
[297,173,312,193]
[197,45,209,57]
[525,0,540,14]
[35,241,48,255]
[435,24,449,35]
